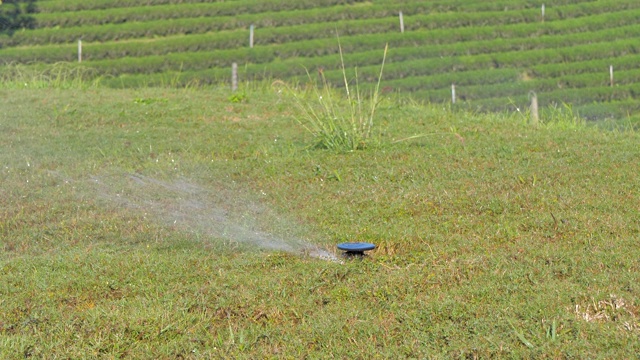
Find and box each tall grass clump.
[541,102,586,130]
[510,97,587,130]
[290,42,388,151]
[0,62,100,89]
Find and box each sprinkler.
[337,242,376,258]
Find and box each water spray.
[87,172,341,262]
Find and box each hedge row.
[0,14,398,47]
[572,99,640,121]
[395,68,640,98]
[15,36,632,89]
[531,54,640,78]
[32,0,597,14]
[81,68,640,120]
[6,21,639,68]
[356,69,640,106]
[372,68,522,91]
[6,3,639,47]
[464,83,640,112]
[265,37,640,82]
[4,8,639,63]
[33,0,362,14]
[92,67,640,113]
[33,0,639,30]
[33,1,376,28]
[5,33,635,94]
[78,46,640,97]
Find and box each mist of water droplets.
[89,173,338,261]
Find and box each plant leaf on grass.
[507,318,535,349]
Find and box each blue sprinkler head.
[337,242,376,257]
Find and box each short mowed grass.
[1,82,639,358]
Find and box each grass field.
[1,74,639,357]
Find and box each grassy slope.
[1,81,639,357]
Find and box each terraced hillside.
[2,0,640,119]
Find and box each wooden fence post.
[399,11,404,33]
[530,91,539,126]
[451,83,456,104]
[541,4,545,22]
[610,65,614,87]
[231,62,238,91]
[78,39,82,63]
[249,24,254,48]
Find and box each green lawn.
[1,81,639,358]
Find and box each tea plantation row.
[2,0,639,118]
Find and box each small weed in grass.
[133,97,167,105]
[228,92,248,103]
